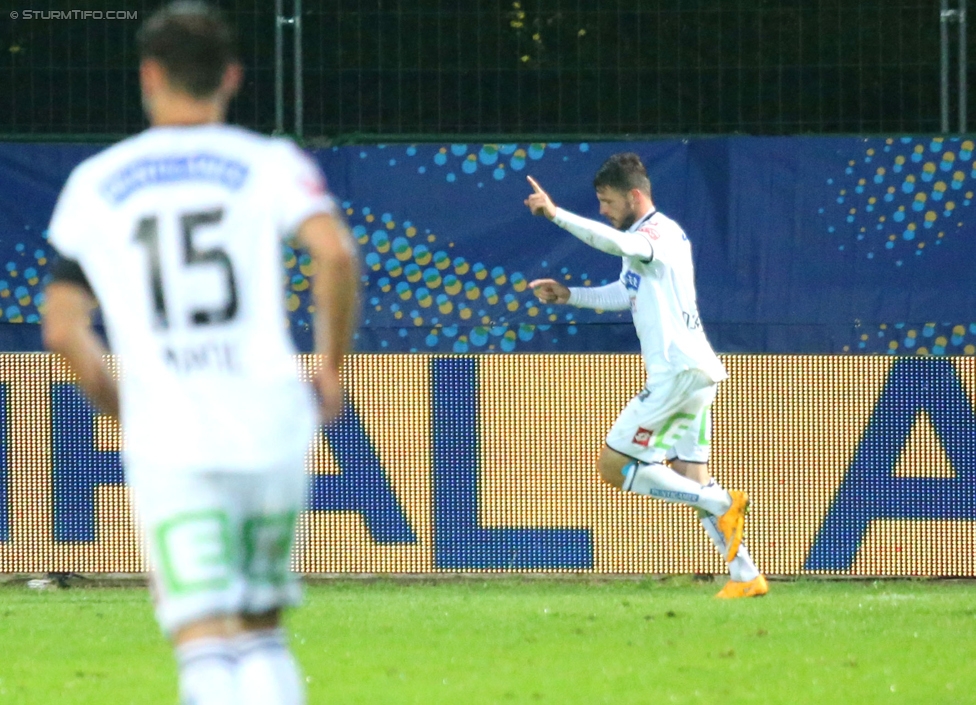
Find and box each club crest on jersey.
[623,271,641,292]
[632,427,654,447]
[638,224,661,240]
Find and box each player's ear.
[220,62,244,100]
[139,59,166,95]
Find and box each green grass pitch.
[1,578,974,704]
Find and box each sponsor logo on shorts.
[632,427,654,446]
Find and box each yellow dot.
[428,235,436,242]
[888,340,899,350]
[861,334,869,341]
[907,330,917,338]
[880,324,887,330]
[953,325,965,335]
[918,242,925,249]
[868,197,877,204]
[966,344,976,355]
[386,221,395,230]
[849,208,857,215]
[366,214,375,222]
[917,347,929,355]
[888,235,896,241]
[936,336,948,346]
[867,148,875,156]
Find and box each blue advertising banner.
[1,137,975,355]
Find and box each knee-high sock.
[700,509,760,582]
[176,637,237,705]
[623,462,733,516]
[234,628,304,705]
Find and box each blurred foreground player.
[524,154,766,598]
[41,3,359,703]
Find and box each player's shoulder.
[638,211,687,242]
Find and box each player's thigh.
[236,464,308,617]
[605,370,716,467]
[129,470,247,637]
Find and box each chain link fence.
[0,0,966,139]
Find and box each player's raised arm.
[524,176,652,260]
[42,271,119,417]
[297,212,360,422]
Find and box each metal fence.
[0,0,970,140]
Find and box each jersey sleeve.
[270,140,338,239]
[47,166,97,260]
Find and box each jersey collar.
[626,209,657,233]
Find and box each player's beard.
[615,205,639,231]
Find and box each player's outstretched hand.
[524,176,557,220]
[314,366,344,424]
[528,278,571,304]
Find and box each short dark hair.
[593,153,652,197]
[137,1,237,99]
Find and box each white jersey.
[620,210,727,385]
[48,124,335,475]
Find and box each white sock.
[234,628,305,705]
[699,510,760,582]
[623,462,733,516]
[176,638,237,705]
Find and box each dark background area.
[0,0,966,139]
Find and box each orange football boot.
[715,575,769,599]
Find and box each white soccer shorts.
[605,368,717,465]
[128,465,308,636]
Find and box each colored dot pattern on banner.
[823,136,973,264]
[0,230,51,324]
[283,143,607,352]
[845,322,976,356]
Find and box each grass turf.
[0,578,974,704]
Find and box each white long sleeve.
[552,208,653,259]
[567,281,631,311]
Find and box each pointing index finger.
[526,175,545,194]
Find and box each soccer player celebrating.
[525,153,766,598]
[41,3,359,703]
